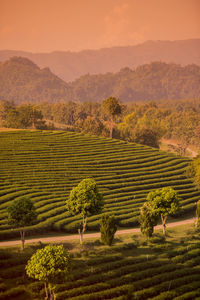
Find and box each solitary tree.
[139,203,158,238]
[7,197,37,250]
[100,214,117,246]
[66,178,104,244]
[26,244,71,300]
[102,97,122,138]
[147,187,180,235]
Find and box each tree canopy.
[100,214,117,246]
[67,178,104,243]
[102,97,122,138]
[147,187,180,235]
[26,244,71,299]
[139,203,158,238]
[7,197,37,250]
[7,197,37,227]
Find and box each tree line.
[1,98,200,152]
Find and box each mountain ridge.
[0,57,200,103]
[0,39,200,82]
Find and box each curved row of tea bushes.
[0,130,199,238]
[0,237,199,299]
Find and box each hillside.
[0,57,200,103]
[0,130,199,240]
[0,39,200,81]
[68,62,200,101]
[0,56,71,104]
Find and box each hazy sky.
[0,0,200,52]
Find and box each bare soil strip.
[0,218,196,247]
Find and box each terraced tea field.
[0,130,199,239]
[0,225,200,299]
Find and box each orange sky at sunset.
[0,0,200,52]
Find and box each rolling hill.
[0,39,200,82]
[0,130,199,240]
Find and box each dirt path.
[161,139,198,157]
[0,218,196,247]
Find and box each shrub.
[100,214,117,246]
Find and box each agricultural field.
[0,224,200,299]
[0,130,199,240]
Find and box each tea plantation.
[0,130,199,240]
[0,225,200,299]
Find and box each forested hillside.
[69,62,200,101]
[0,57,71,103]
[0,57,200,103]
[0,39,200,81]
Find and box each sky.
[0,0,200,53]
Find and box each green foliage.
[196,200,200,227]
[193,156,200,187]
[100,214,117,246]
[102,97,122,118]
[185,156,200,188]
[0,131,199,240]
[147,187,180,234]
[75,116,104,136]
[67,178,104,217]
[7,197,37,249]
[132,127,160,148]
[7,197,37,228]
[102,97,122,138]
[185,162,196,178]
[0,226,200,300]
[197,201,200,218]
[0,100,15,121]
[3,103,47,129]
[139,203,158,238]
[26,244,71,285]
[147,187,180,218]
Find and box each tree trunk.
[53,290,56,300]
[78,215,87,244]
[161,215,167,235]
[20,230,25,251]
[32,121,35,129]
[49,286,53,300]
[195,217,199,228]
[44,282,48,299]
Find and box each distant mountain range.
[0,56,200,103]
[0,39,200,82]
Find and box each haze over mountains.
[0,39,200,82]
[0,56,200,104]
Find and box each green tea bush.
[0,286,27,300]
[0,130,199,239]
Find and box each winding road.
[0,218,196,247]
